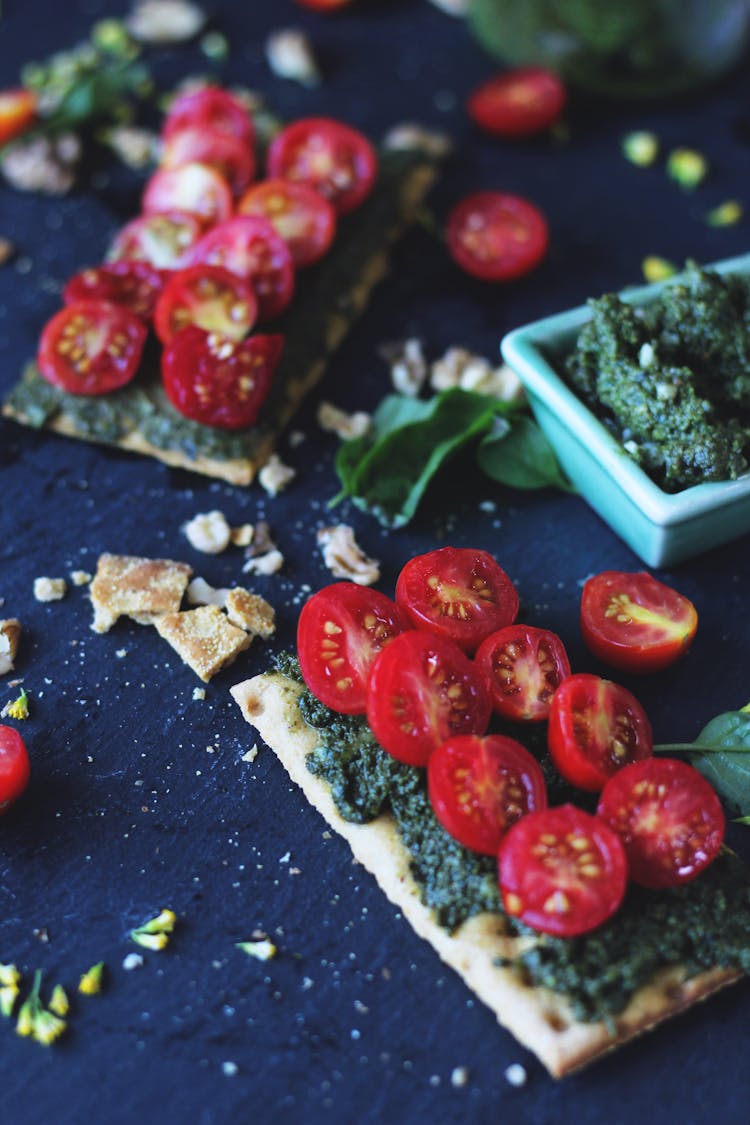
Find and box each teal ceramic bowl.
[500,253,750,567]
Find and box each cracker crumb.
[184,510,232,554]
[259,453,296,497]
[33,577,67,603]
[90,553,192,633]
[225,588,275,637]
[70,570,92,586]
[317,525,380,585]
[154,605,252,682]
[0,619,21,676]
[505,1063,527,1087]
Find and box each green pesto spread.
[275,653,750,1024]
[564,262,750,491]
[5,149,431,463]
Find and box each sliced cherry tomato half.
[297,583,409,714]
[163,86,255,145]
[467,67,566,138]
[366,630,492,767]
[37,300,147,396]
[475,624,571,722]
[161,325,283,429]
[108,210,204,271]
[446,192,548,282]
[143,162,234,227]
[154,265,257,346]
[428,733,547,855]
[267,117,377,216]
[161,127,255,197]
[499,804,627,936]
[395,546,519,655]
[547,673,653,793]
[580,570,698,674]
[189,215,295,321]
[237,179,336,268]
[0,725,31,814]
[63,260,164,321]
[0,88,37,146]
[597,758,725,889]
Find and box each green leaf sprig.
[655,706,750,821]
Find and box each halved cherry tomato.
[499,804,627,936]
[467,67,566,138]
[294,0,354,9]
[395,546,519,655]
[161,127,255,197]
[37,300,147,396]
[108,210,204,271]
[580,571,698,674]
[446,192,548,282]
[189,215,295,321]
[63,261,164,321]
[0,88,37,147]
[161,326,283,429]
[428,733,547,855]
[297,583,409,714]
[143,163,234,227]
[154,265,257,345]
[547,673,653,792]
[267,117,377,216]
[475,624,571,722]
[237,180,336,268]
[597,758,725,889]
[163,86,254,145]
[0,725,31,814]
[366,630,492,767]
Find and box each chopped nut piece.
[126,0,206,44]
[225,588,276,638]
[382,122,453,158]
[258,453,296,496]
[317,401,371,440]
[70,570,93,586]
[317,525,380,586]
[430,348,524,401]
[187,577,230,608]
[102,125,160,169]
[184,510,232,554]
[242,522,284,575]
[0,619,21,676]
[33,577,67,603]
[266,28,321,87]
[1,134,80,195]
[90,553,192,633]
[230,523,254,548]
[154,605,252,681]
[382,338,428,396]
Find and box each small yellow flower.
[236,939,277,962]
[130,931,169,952]
[14,970,67,1045]
[78,962,105,996]
[0,984,20,1018]
[706,200,743,227]
[0,963,21,988]
[622,130,659,167]
[49,984,69,1016]
[3,688,29,720]
[667,147,708,189]
[32,1007,67,1046]
[642,256,678,283]
[130,908,177,950]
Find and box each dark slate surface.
[1,2,749,1122]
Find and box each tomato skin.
[161,127,256,197]
[108,210,204,271]
[446,192,548,282]
[161,326,283,429]
[163,87,255,145]
[597,758,725,889]
[475,624,571,722]
[237,180,336,268]
[0,725,30,814]
[395,546,519,655]
[297,583,409,714]
[428,734,547,855]
[0,88,37,146]
[267,117,378,216]
[63,261,164,321]
[467,67,566,138]
[189,215,295,321]
[499,804,628,936]
[37,300,147,396]
[294,0,354,9]
[580,570,698,674]
[143,163,234,227]
[547,673,653,792]
[154,265,257,345]
[366,630,492,767]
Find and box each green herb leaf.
[654,709,750,817]
[477,413,575,492]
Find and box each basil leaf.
[655,710,750,818]
[477,414,574,492]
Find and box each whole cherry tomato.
[0,725,30,813]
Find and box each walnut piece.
[266,28,320,87]
[430,348,524,402]
[381,338,428,396]
[0,619,21,676]
[258,453,296,497]
[317,401,371,440]
[126,0,206,44]
[317,525,380,586]
[183,510,232,554]
[186,577,231,608]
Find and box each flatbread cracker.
[230,671,742,1078]
[90,552,192,633]
[156,605,251,681]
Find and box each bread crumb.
[34,577,67,602]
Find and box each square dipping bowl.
[500,253,750,567]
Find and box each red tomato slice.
[395,546,519,655]
[428,733,547,855]
[446,192,548,282]
[499,804,627,936]
[161,127,255,197]
[143,163,234,227]
[547,673,653,792]
[37,300,147,396]
[63,261,164,321]
[189,215,295,321]
[580,570,698,674]
[597,758,725,889]
[0,725,31,814]
[0,88,36,146]
[475,624,571,721]
[237,180,336,268]
[267,117,377,216]
[467,67,566,138]
[161,326,283,429]
[154,265,257,346]
[366,630,492,767]
[108,210,204,271]
[297,583,409,714]
[163,87,255,145]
